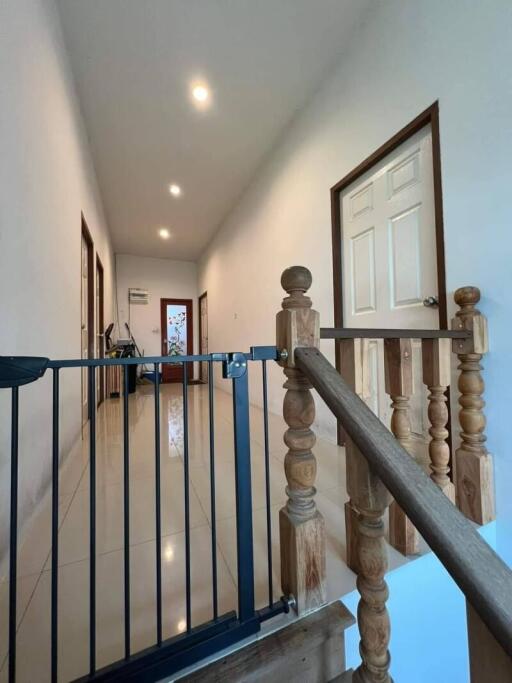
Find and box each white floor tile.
[5,526,236,682]
[0,381,421,680]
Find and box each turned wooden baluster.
[452,286,495,524]
[422,338,455,502]
[347,440,393,683]
[384,338,419,556]
[276,266,326,614]
[339,337,364,572]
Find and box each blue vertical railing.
[0,347,289,682]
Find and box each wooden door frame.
[81,216,95,357]
[330,102,448,445]
[96,254,105,405]
[198,291,208,383]
[81,215,95,423]
[331,101,447,330]
[160,298,194,382]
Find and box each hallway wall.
[116,254,199,364]
[0,0,115,554]
[198,0,512,561]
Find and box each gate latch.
[222,352,247,379]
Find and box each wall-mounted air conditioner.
[129,288,149,304]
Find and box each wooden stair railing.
[276,267,510,683]
[321,289,495,556]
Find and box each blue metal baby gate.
[0,347,289,682]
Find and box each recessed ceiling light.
[191,82,211,107]
[158,227,171,239]
[169,184,181,197]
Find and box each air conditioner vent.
[129,288,149,304]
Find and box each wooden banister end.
[452,286,495,524]
[277,266,326,615]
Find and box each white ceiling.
[58,0,370,260]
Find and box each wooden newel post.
[276,266,326,614]
[452,287,495,524]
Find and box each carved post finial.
[452,286,495,524]
[277,266,326,614]
[454,285,480,312]
[281,265,312,296]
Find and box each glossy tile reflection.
[0,382,352,681]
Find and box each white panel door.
[341,126,438,435]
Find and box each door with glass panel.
[160,298,193,382]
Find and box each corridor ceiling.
[57,0,370,260]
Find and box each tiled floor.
[0,382,420,682]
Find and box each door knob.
[423,295,439,308]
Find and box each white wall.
[116,254,198,364]
[199,0,512,561]
[0,0,115,553]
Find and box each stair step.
[177,601,355,682]
[329,669,353,682]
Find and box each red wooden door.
[160,298,193,382]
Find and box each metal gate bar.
[123,366,131,661]
[208,358,218,621]
[182,367,192,633]
[9,387,19,683]
[261,359,273,608]
[153,364,162,646]
[0,348,286,683]
[226,354,255,624]
[51,368,60,683]
[89,366,97,675]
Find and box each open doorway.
[160,298,193,382]
[81,216,94,426]
[330,102,447,445]
[198,291,208,383]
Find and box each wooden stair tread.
[329,669,353,682]
[177,601,355,682]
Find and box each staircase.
[1,266,512,682]
[177,602,354,682]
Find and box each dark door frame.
[81,215,95,424]
[81,215,95,358]
[160,298,194,383]
[96,254,105,405]
[330,102,448,446]
[198,291,208,383]
[330,101,447,330]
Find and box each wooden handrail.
[295,346,512,659]
[320,327,471,339]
